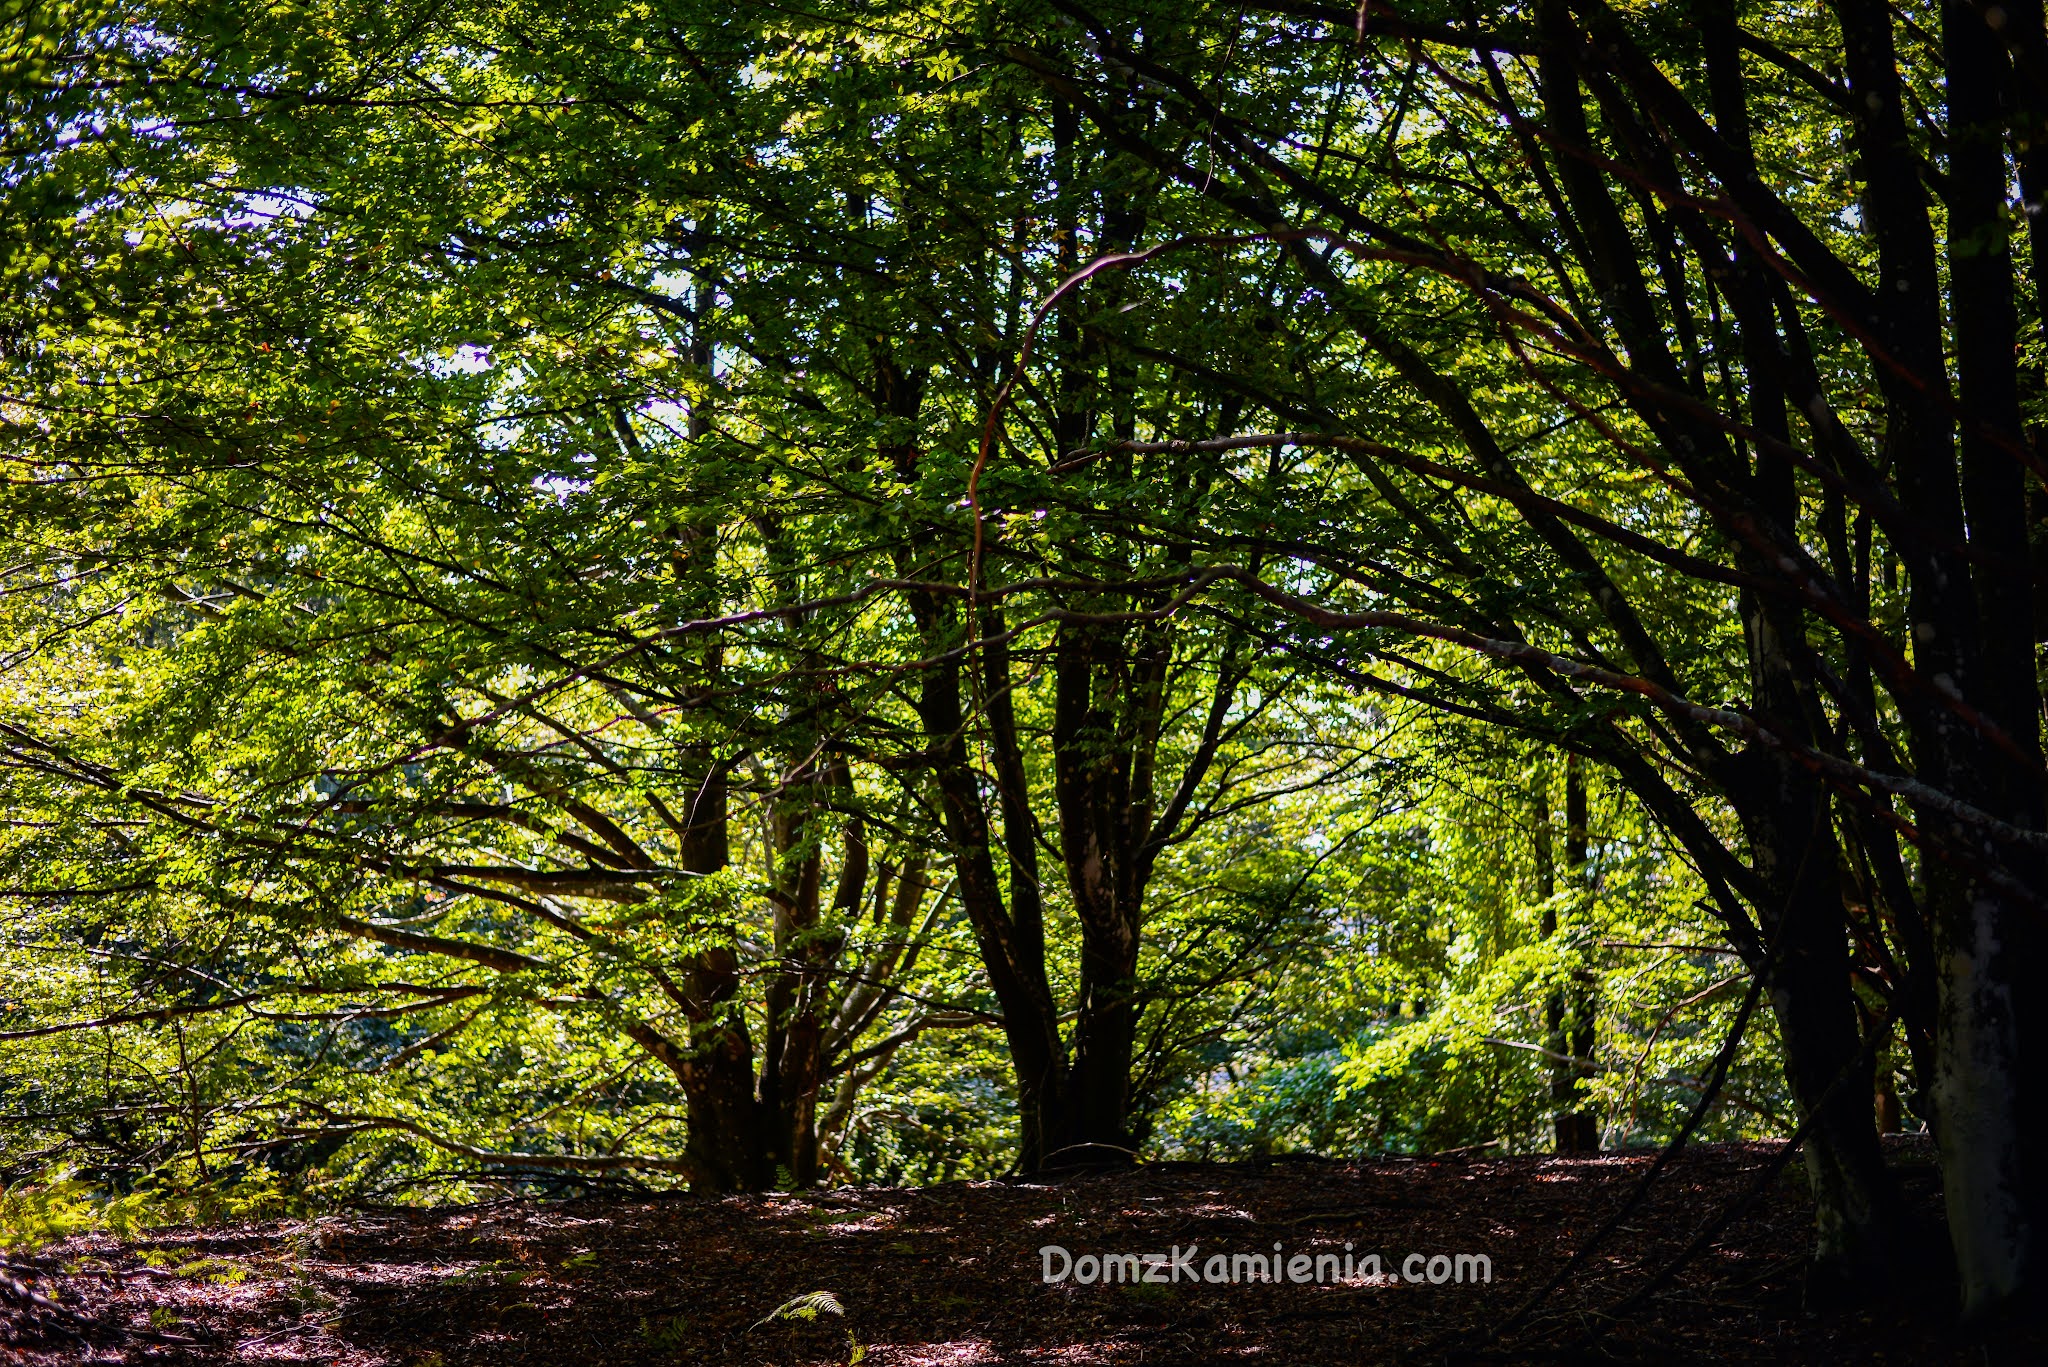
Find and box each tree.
[12,0,2048,1321]
[1535,753,1599,1154]
[981,0,2043,1311]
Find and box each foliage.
[3,0,1988,1265]
[0,1170,296,1250]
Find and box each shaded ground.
[1,1139,2035,1365]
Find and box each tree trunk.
[1724,743,1902,1289]
[1538,755,1598,1154]
[761,759,848,1188]
[673,743,774,1192]
[1925,862,2034,1313]
[909,603,1073,1172]
[1052,621,1146,1161]
[664,312,774,1192]
[1924,0,2048,1317]
[1864,1005,1903,1135]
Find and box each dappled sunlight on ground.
[1,1140,2027,1365]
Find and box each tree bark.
[910,598,1073,1171]
[1538,755,1598,1153]
[672,743,773,1192]
[1053,620,1147,1160]
[1927,0,2048,1317]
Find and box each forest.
[3,0,2048,1360]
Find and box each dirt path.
[0,1141,2031,1365]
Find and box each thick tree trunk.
[1927,865,2032,1313]
[1688,0,1906,1283]
[1067,929,1139,1159]
[673,747,775,1193]
[910,608,1073,1172]
[1049,578,1195,1164]
[761,762,850,1189]
[677,1007,771,1192]
[654,277,776,1193]
[1052,622,1146,1161]
[1927,0,2048,1318]
[1724,742,1902,1288]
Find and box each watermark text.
[1037,1243,1491,1287]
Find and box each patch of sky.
[533,473,594,502]
[119,25,182,58]
[228,190,319,224]
[448,344,493,375]
[412,344,494,380]
[647,268,693,301]
[639,399,691,434]
[754,135,801,169]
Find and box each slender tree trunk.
[973,610,1080,1169]
[1538,755,1597,1153]
[1556,756,1598,1152]
[1869,1010,1903,1136]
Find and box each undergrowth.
[0,1170,304,1251]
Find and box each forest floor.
[1,1137,2038,1365]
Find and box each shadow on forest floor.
[2,1139,2036,1365]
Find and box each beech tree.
[10,0,2048,1324]
[978,0,2047,1314]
